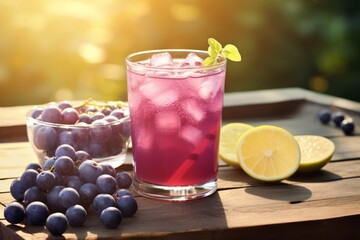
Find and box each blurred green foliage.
[0,0,359,106]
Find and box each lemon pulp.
[219,123,253,168]
[295,135,335,173]
[237,125,300,182]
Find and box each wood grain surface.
[1,88,359,240]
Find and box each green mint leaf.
[222,44,241,62]
[204,37,242,66]
[208,38,222,57]
[203,56,217,66]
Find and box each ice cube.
[151,89,179,107]
[139,79,170,100]
[180,125,203,147]
[198,79,223,101]
[135,126,155,152]
[182,98,206,123]
[150,52,174,67]
[138,79,179,107]
[182,53,203,67]
[155,110,180,134]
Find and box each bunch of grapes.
[4,143,138,236]
[28,99,131,160]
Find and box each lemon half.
[237,125,300,182]
[295,135,335,173]
[219,123,253,168]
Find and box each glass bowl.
[26,100,131,168]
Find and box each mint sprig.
[203,38,241,66]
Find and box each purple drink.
[126,50,226,201]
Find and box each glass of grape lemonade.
[126,49,227,201]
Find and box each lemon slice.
[219,123,253,168]
[237,125,300,182]
[295,135,335,173]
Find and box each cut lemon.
[295,135,335,173]
[237,125,300,182]
[219,123,253,168]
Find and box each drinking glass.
[126,49,226,201]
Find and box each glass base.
[133,177,217,201]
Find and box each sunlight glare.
[78,43,106,64]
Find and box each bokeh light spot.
[308,76,329,93]
[78,43,106,64]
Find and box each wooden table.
[1,88,359,240]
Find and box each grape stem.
[72,98,128,113]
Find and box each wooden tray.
[1,88,360,240]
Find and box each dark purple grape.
[31,107,43,119]
[55,144,77,161]
[46,186,66,213]
[79,183,98,207]
[318,109,332,124]
[36,171,57,191]
[78,160,103,183]
[65,175,84,192]
[108,134,125,155]
[118,120,131,139]
[87,141,109,158]
[46,212,68,236]
[41,106,62,123]
[116,195,138,217]
[78,113,91,124]
[103,115,118,123]
[332,112,345,127]
[25,201,49,225]
[101,108,112,116]
[96,174,117,195]
[25,163,42,172]
[58,130,75,148]
[34,126,57,150]
[92,194,116,215]
[116,189,132,198]
[72,123,90,145]
[24,186,46,205]
[65,204,87,227]
[116,172,132,189]
[75,150,92,163]
[110,109,125,119]
[59,187,80,209]
[340,119,355,135]
[4,202,25,224]
[54,156,75,175]
[20,169,38,190]
[104,115,122,136]
[100,164,116,178]
[91,112,105,122]
[90,119,112,143]
[57,101,73,110]
[100,207,122,229]
[10,179,25,201]
[62,107,79,124]
[53,171,65,185]
[43,158,56,171]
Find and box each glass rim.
[126,49,226,71]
